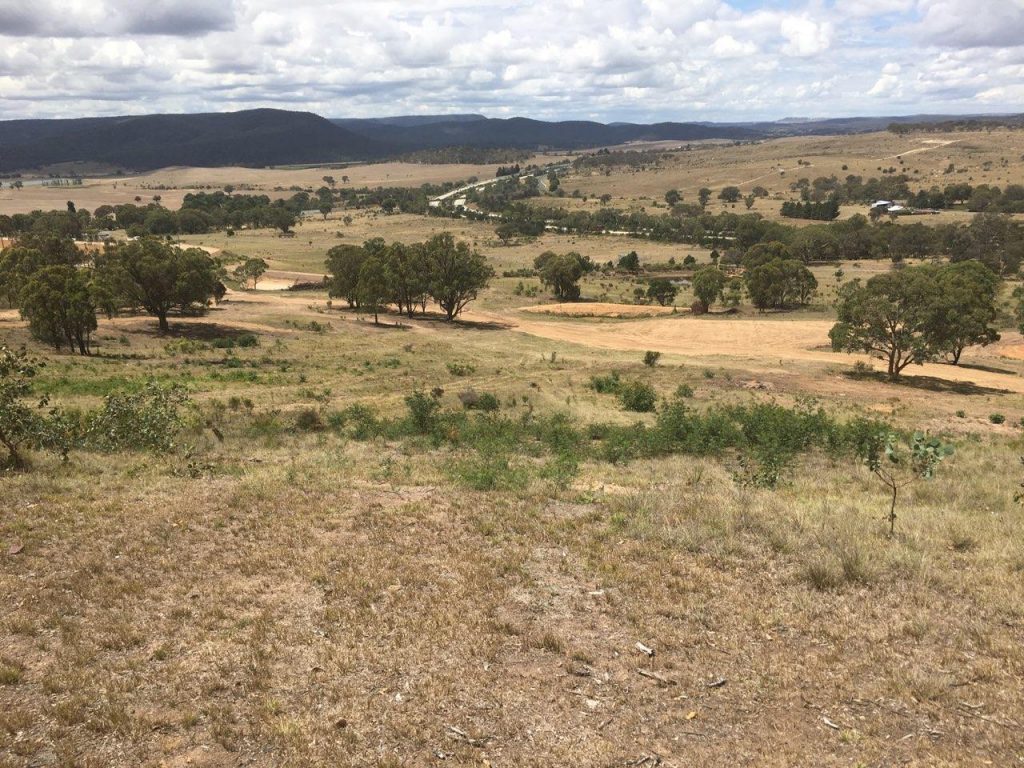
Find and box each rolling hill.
[0,109,385,173]
[2,108,1022,174]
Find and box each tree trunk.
[888,483,898,536]
[0,428,21,469]
[951,347,962,365]
[157,312,169,333]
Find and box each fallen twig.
[637,668,675,686]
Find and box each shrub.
[459,390,500,412]
[0,346,70,468]
[447,361,476,377]
[643,350,661,367]
[674,383,694,398]
[83,382,189,452]
[294,408,325,432]
[618,380,657,413]
[405,390,440,433]
[588,371,621,394]
[989,413,1005,424]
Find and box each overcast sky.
[1,0,1022,122]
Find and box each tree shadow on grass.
[139,321,260,341]
[411,313,511,331]
[844,370,1011,396]
[950,361,1019,376]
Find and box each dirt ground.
[520,302,678,318]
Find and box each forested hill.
[2,108,1019,173]
[331,116,764,151]
[0,109,386,172]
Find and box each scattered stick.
[635,642,655,657]
[706,677,727,689]
[822,717,840,730]
[445,725,492,747]
[637,668,676,686]
[956,706,1021,730]
[625,755,661,766]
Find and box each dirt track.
[469,309,1024,394]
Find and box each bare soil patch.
[520,302,679,318]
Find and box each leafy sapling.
[861,431,953,535]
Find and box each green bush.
[643,351,661,367]
[618,380,657,413]
[990,413,1006,424]
[405,390,440,433]
[83,382,189,452]
[674,383,694,398]
[588,371,621,394]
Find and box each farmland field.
[3,130,1024,767]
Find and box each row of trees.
[906,183,1024,214]
[0,235,223,350]
[780,198,841,221]
[831,261,1000,377]
[325,234,493,322]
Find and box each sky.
[0,0,1023,123]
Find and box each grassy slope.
[3,131,1024,766]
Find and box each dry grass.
[4,135,1024,764]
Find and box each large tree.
[356,257,391,325]
[928,260,1000,364]
[745,259,817,310]
[535,251,592,301]
[425,233,493,321]
[233,257,269,289]
[325,244,367,307]
[646,278,678,307]
[383,242,430,317]
[829,266,941,380]
[691,266,726,312]
[19,265,97,354]
[96,239,219,332]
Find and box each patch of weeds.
[446,361,476,377]
[458,390,500,412]
[294,408,325,432]
[0,657,25,685]
[450,453,528,491]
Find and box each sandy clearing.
[468,310,1024,394]
[520,302,678,318]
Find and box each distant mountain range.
[0,108,1019,174]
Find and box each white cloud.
[0,0,1021,121]
[780,16,833,57]
[711,35,757,58]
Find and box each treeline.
[0,233,224,351]
[889,117,1024,134]
[791,174,912,204]
[0,182,469,241]
[468,176,541,212]
[494,201,1024,273]
[906,183,1024,214]
[396,146,531,165]
[572,149,666,170]
[781,198,840,220]
[325,233,492,322]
